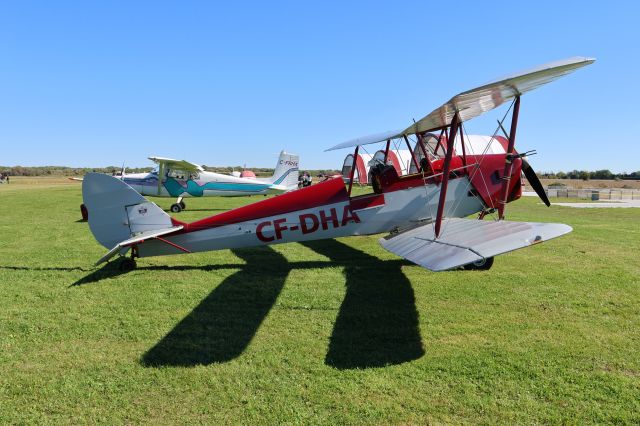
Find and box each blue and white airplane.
[118,151,299,212]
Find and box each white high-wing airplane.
[119,151,299,212]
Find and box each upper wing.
[325,129,404,152]
[326,56,595,151]
[403,56,594,135]
[148,156,203,172]
[379,218,572,271]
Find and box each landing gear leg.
[177,196,186,210]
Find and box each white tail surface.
[269,151,299,189]
[82,173,174,251]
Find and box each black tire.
[179,201,186,210]
[464,257,494,271]
[80,203,88,221]
[170,203,182,213]
[118,258,137,272]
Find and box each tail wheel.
[118,258,137,272]
[179,201,186,210]
[80,203,88,221]
[170,203,182,213]
[464,257,494,271]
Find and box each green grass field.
[1,182,639,424]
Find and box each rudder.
[82,173,174,250]
[270,150,299,189]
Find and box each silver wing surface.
[326,56,595,151]
[379,218,572,272]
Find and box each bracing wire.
[436,100,516,236]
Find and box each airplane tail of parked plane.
[82,173,183,264]
[267,151,299,189]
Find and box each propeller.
[521,158,550,207]
[497,121,550,207]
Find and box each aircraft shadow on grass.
[71,240,425,369]
[142,246,291,367]
[1,266,89,272]
[69,262,248,287]
[300,240,425,370]
[142,241,424,369]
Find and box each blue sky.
[1,1,638,172]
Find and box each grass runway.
[1,182,639,423]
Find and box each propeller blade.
[522,158,550,207]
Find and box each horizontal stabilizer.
[379,218,572,271]
[95,226,184,265]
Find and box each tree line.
[0,165,339,177]
[0,166,154,176]
[539,169,640,181]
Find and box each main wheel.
[170,203,182,213]
[179,201,186,210]
[118,258,137,272]
[464,257,494,271]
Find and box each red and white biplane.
[82,57,594,271]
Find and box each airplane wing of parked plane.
[148,157,203,171]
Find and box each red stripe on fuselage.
[350,193,385,210]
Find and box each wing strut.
[416,133,430,166]
[434,112,460,238]
[383,139,391,163]
[403,135,420,172]
[498,95,521,219]
[157,162,165,196]
[347,145,359,196]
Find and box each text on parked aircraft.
[256,206,360,242]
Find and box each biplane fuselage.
[82,57,593,271]
[132,153,522,258]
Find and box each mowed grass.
[0,182,639,424]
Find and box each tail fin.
[82,173,175,251]
[269,151,299,189]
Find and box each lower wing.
[379,218,571,272]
